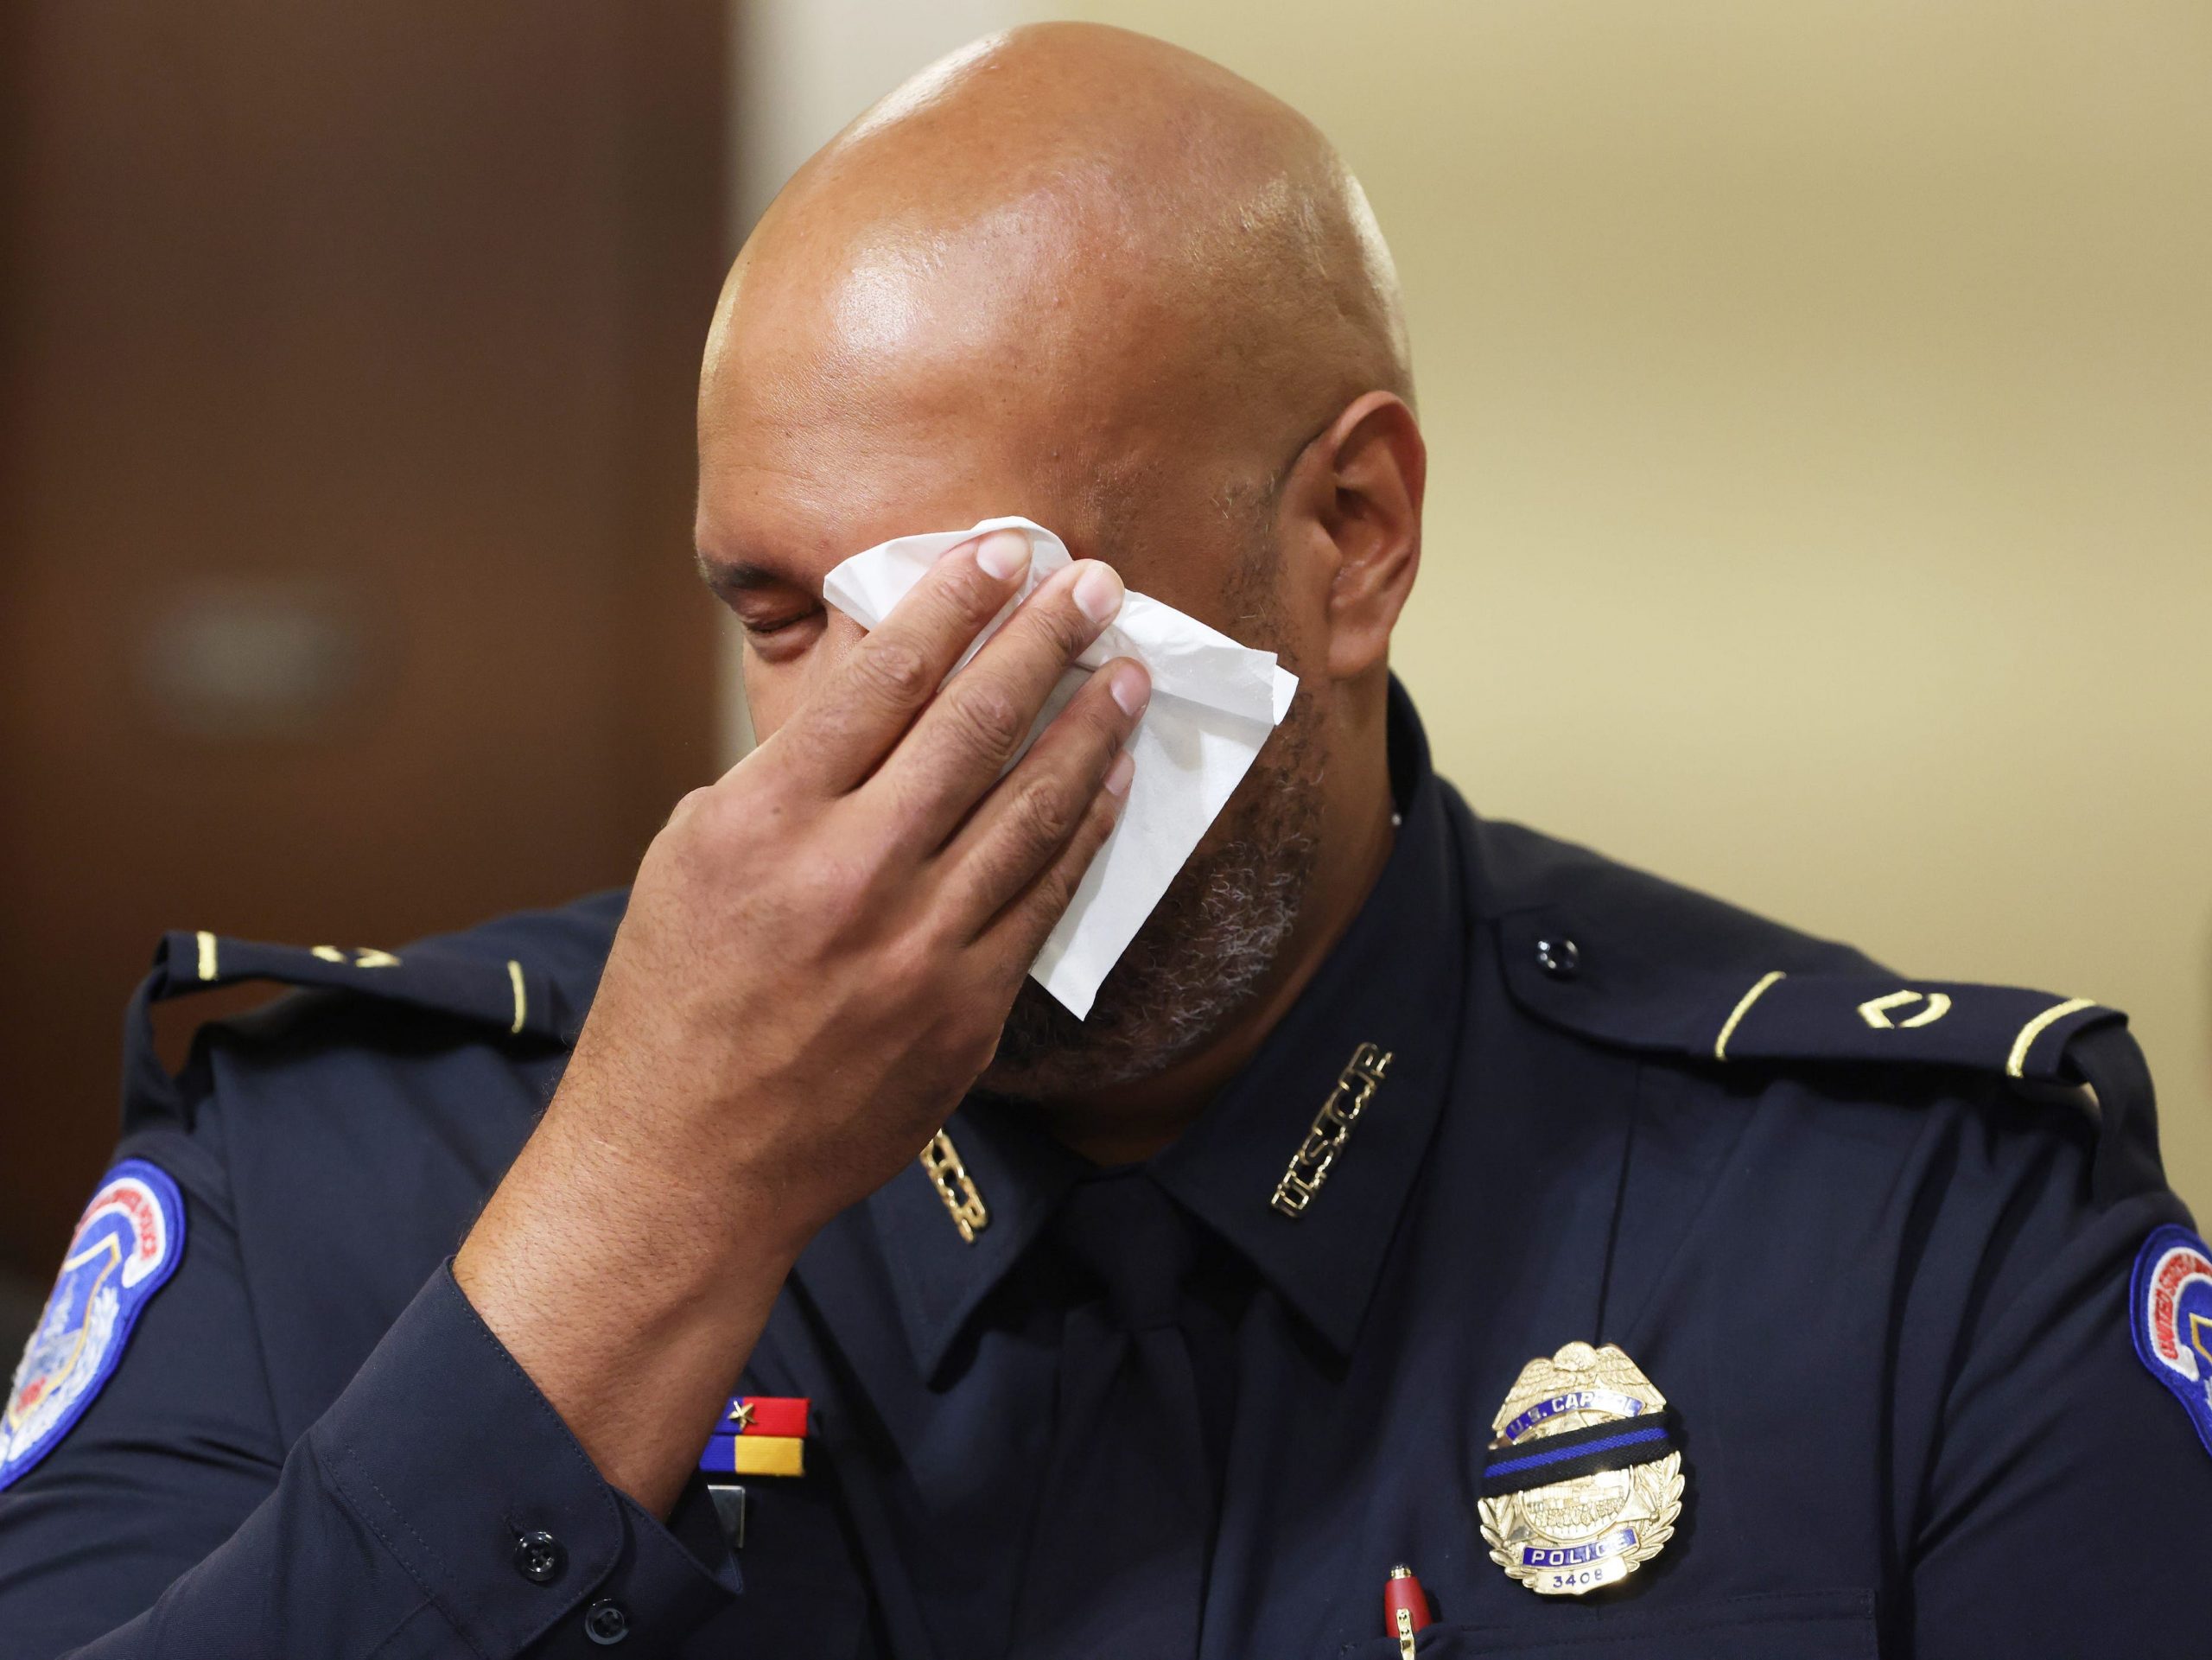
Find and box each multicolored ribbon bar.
[696,1395,810,1478]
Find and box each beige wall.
[735,2,2212,1206]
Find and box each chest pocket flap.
[1344,1588,1877,1660]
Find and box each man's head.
[695,23,1426,1097]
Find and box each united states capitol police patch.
[2132,1224,2212,1460]
[0,1160,186,1491]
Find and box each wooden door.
[0,3,728,1278]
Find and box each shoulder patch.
[2132,1224,2212,1460]
[0,1160,187,1490]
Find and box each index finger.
[771,529,1033,794]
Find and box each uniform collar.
[874,680,1470,1379]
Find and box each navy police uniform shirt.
[3,682,2209,1657]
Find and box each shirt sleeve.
[0,1127,741,1658]
[1904,1115,2212,1657]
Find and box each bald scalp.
[712,24,1410,499]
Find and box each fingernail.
[1103,749,1135,798]
[1109,661,1149,719]
[976,530,1031,582]
[1072,560,1124,625]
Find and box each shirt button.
[584,1600,631,1645]
[1535,936,1581,979]
[511,1530,567,1585]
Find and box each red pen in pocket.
[1385,1564,1433,1655]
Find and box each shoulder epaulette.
[1495,906,2161,1205]
[122,927,575,1126]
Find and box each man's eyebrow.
[695,553,796,594]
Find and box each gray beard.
[982,711,1324,1097]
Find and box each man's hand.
[592,530,1142,1247]
[455,528,1147,1510]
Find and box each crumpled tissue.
[823,515,1298,1019]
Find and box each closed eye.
[732,602,826,664]
[739,607,821,637]
[696,548,827,658]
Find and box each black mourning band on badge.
[1479,1409,1684,1498]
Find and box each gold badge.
[1478,1342,1684,1597]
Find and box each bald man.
[3,24,2208,1660]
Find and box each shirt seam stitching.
[315,1433,496,1660]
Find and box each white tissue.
[823,516,1298,1019]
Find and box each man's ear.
[1281,391,1426,682]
